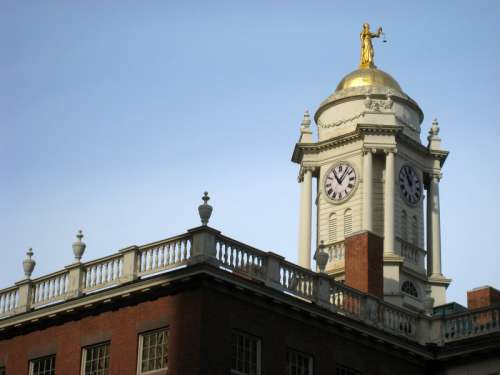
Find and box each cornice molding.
[292,124,403,164]
[314,86,424,125]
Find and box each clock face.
[399,165,422,205]
[324,163,357,202]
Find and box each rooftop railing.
[1,224,498,346]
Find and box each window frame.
[80,341,111,375]
[286,348,314,375]
[230,330,262,375]
[29,355,56,375]
[401,280,419,298]
[336,364,360,375]
[136,327,169,375]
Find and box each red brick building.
[0,223,499,375]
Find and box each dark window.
[231,331,261,375]
[401,281,418,298]
[286,349,313,375]
[138,328,168,374]
[336,364,360,375]
[0,366,5,375]
[30,355,56,375]
[82,342,110,375]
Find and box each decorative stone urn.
[423,285,435,315]
[315,241,329,273]
[198,192,213,226]
[72,230,86,262]
[23,248,36,279]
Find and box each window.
[81,342,110,375]
[0,366,5,375]
[402,281,418,298]
[343,209,352,237]
[231,331,261,375]
[411,215,418,245]
[328,213,337,242]
[29,355,56,375]
[286,349,313,375]
[137,328,168,374]
[401,210,408,241]
[336,364,360,375]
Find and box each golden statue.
[359,23,383,69]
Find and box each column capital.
[431,173,443,183]
[363,147,377,155]
[383,147,397,155]
[298,165,315,182]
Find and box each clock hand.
[333,170,342,184]
[339,167,350,183]
[405,174,413,188]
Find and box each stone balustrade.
[0,226,498,345]
[396,237,425,268]
[442,305,500,342]
[324,240,345,263]
[31,270,70,307]
[0,286,19,318]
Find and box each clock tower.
[292,24,451,310]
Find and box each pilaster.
[119,245,140,283]
[383,148,396,254]
[298,167,313,269]
[362,148,375,232]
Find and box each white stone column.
[429,175,443,277]
[383,150,395,254]
[298,168,313,269]
[362,149,374,232]
[426,182,433,276]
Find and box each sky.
[1,1,499,306]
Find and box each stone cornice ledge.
[0,262,434,360]
[292,124,402,164]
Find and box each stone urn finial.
[23,248,36,279]
[72,230,86,262]
[301,109,311,129]
[315,241,329,273]
[198,192,213,226]
[430,118,440,137]
[423,285,435,316]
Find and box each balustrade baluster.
[91,267,97,287]
[248,254,253,273]
[177,242,182,262]
[153,248,158,269]
[168,244,173,264]
[181,240,187,260]
[159,246,165,267]
[115,259,120,279]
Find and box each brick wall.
[0,275,429,375]
[0,288,203,374]
[467,286,500,310]
[344,231,384,298]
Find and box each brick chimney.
[344,231,383,298]
[467,286,500,310]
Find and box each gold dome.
[335,67,402,93]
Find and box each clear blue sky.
[1,1,499,305]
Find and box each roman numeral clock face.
[324,163,357,202]
[399,165,422,204]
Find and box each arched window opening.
[401,210,408,241]
[344,209,353,237]
[412,215,418,246]
[402,281,418,298]
[328,213,337,243]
